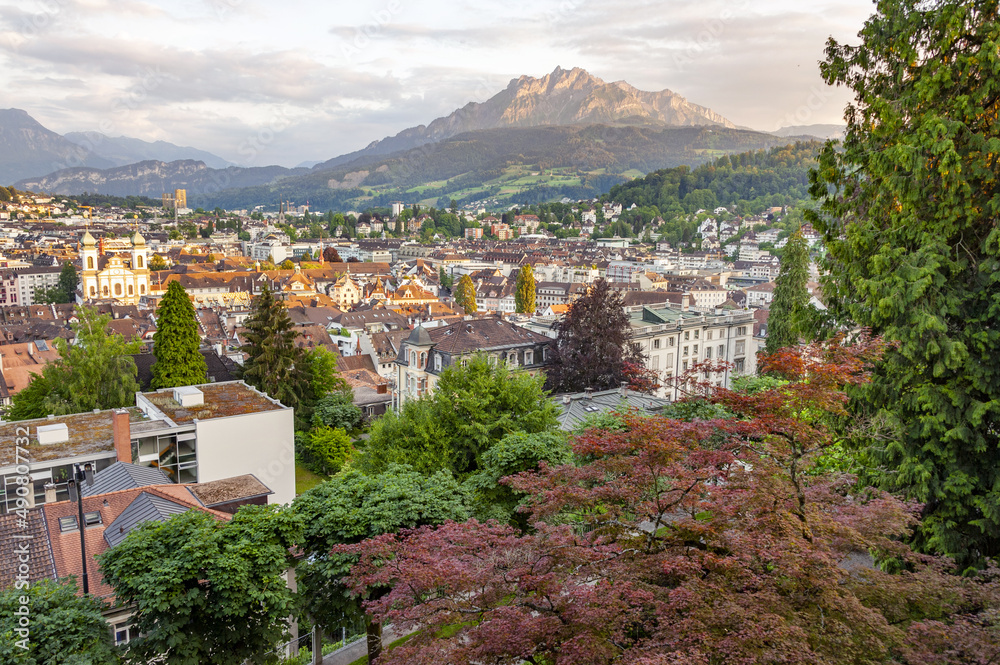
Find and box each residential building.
[16,266,63,306]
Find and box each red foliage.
[339,335,1000,664]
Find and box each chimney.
[682,294,690,312]
[112,409,132,463]
[376,382,388,394]
[620,381,628,397]
[584,387,593,400]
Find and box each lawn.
[295,461,327,495]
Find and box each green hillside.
[192,125,803,211]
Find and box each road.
[322,625,410,665]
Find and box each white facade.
[80,231,151,304]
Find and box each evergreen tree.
[240,284,311,417]
[151,281,207,389]
[57,261,77,300]
[765,229,811,355]
[545,279,645,393]
[454,274,478,314]
[514,264,536,314]
[810,0,1000,565]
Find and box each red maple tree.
[338,337,1000,664]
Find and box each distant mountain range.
[11,67,830,209]
[769,124,845,140]
[64,132,234,169]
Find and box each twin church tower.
[78,230,151,305]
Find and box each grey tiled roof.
[553,388,672,431]
[82,462,172,497]
[103,492,189,548]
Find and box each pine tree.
[240,284,310,415]
[515,264,536,314]
[151,281,207,389]
[810,0,1000,564]
[454,274,478,314]
[765,229,811,355]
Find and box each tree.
[306,345,349,398]
[810,0,1000,566]
[314,390,362,431]
[98,506,302,664]
[0,578,118,665]
[438,267,453,291]
[9,306,141,419]
[765,228,811,354]
[279,259,295,270]
[151,281,207,389]
[294,465,470,663]
[545,279,644,393]
[514,264,536,314]
[359,353,560,478]
[149,254,168,271]
[341,339,1000,665]
[240,284,311,420]
[323,246,342,263]
[298,424,353,476]
[36,262,78,304]
[453,274,477,314]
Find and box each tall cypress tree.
[515,265,536,314]
[454,274,478,314]
[765,229,811,355]
[240,283,310,415]
[811,1,1000,565]
[151,281,207,389]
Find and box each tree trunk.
[366,614,382,663]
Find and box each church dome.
[81,230,96,247]
[131,231,146,246]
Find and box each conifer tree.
[765,229,811,355]
[454,274,478,314]
[151,281,207,389]
[515,264,536,314]
[241,283,310,415]
[811,0,1000,564]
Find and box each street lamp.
[66,463,95,594]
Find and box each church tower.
[131,232,150,300]
[80,230,98,300]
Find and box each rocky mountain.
[64,132,234,169]
[315,66,736,169]
[15,160,304,199]
[0,109,113,185]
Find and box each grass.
[295,461,327,495]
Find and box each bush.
[314,391,362,431]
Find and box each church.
[79,230,151,305]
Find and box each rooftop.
[0,408,150,468]
[139,381,285,424]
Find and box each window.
[666,353,674,366]
[707,331,713,340]
[137,255,144,268]
[683,346,689,357]
[419,352,426,369]
[524,350,534,365]
[653,339,661,349]
[59,516,78,532]
[112,622,135,646]
[735,341,746,356]
[736,326,747,336]
[87,257,94,270]
[719,329,725,338]
[734,358,746,374]
[651,356,659,370]
[89,286,96,296]
[114,283,122,296]
[84,511,102,527]
[434,355,442,371]
[668,337,675,347]
[694,330,699,339]
[684,331,690,341]
[102,285,108,296]
[682,360,688,371]
[693,344,698,356]
[706,347,712,359]
[410,351,416,366]
[718,344,725,358]
[127,284,134,296]
[140,284,145,294]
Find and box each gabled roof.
[103,491,192,548]
[82,462,171,497]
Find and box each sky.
[0,0,876,168]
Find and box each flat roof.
[0,408,150,468]
[140,381,285,424]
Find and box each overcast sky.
[0,0,876,167]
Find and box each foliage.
[341,337,1000,665]
[151,281,207,389]
[293,466,470,663]
[9,306,141,419]
[0,578,118,665]
[241,284,311,423]
[313,390,362,431]
[462,430,572,527]
[452,274,477,314]
[307,346,349,398]
[546,279,645,393]
[765,228,812,354]
[514,264,536,314]
[148,254,168,271]
[322,247,342,263]
[438,267,453,290]
[359,354,560,478]
[279,259,295,270]
[809,0,1000,566]
[298,425,353,476]
[98,506,302,665]
[36,262,78,304]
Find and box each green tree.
[240,284,311,421]
[149,254,168,271]
[810,0,1000,565]
[360,354,559,478]
[298,424,353,476]
[0,578,118,665]
[279,259,295,270]
[151,281,207,389]
[37,262,78,304]
[306,345,348,398]
[453,274,477,314]
[514,264,537,314]
[9,306,141,419]
[293,465,470,663]
[98,506,302,665]
[765,229,811,354]
[313,390,362,431]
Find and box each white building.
[80,231,151,304]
